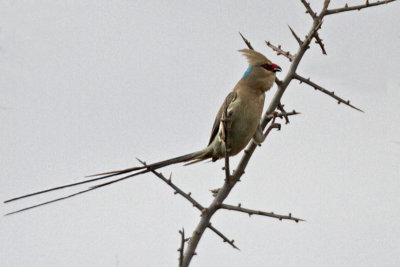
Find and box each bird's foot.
[263,112,281,139]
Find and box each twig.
[239,32,254,50]
[293,73,364,112]
[220,204,304,223]
[300,0,329,55]
[208,223,239,250]
[268,110,300,120]
[325,0,396,15]
[314,34,327,55]
[300,0,317,19]
[136,159,237,251]
[137,158,203,210]
[265,41,295,61]
[288,25,303,45]
[178,228,187,267]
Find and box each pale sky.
[1,1,399,266]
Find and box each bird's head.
[239,49,281,92]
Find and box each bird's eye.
[261,63,273,71]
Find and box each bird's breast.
[224,92,265,155]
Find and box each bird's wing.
[208,91,237,145]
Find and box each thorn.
[174,191,178,195]
[345,3,348,8]
[289,213,292,218]
[188,192,191,196]
[238,203,241,207]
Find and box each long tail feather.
[87,149,209,180]
[4,149,209,211]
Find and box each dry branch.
[325,0,396,15]
[293,73,364,112]
[300,0,317,19]
[239,32,254,50]
[135,159,238,251]
[288,25,303,45]
[208,223,239,250]
[220,204,304,223]
[265,41,294,61]
[178,229,187,267]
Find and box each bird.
[90,49,281,174]
[4,49,281,214]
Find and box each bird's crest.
[239,49,270,66]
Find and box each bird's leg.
[253,112,281,146]
[264,112,281,139]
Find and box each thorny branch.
[178,229,188,267]
[265,41,294,62]
[208,223,239,250]
[301,0,327,55]
[135,159,238,250]
[288,25,303,45]
[325,0,396,15]
[220,204,304,223]
[293,73,364,112]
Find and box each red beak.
[272,63,282,72]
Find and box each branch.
[265,41,295,61]
[178,229,188,267]
[220,204,304,223]
[314,34,327,55]
[300,0,328,55]
[300,0,317,19]
[325,0,396,15]
[288,25,303,45]
[137,158,203,210]
[136,159,238,252]
[276,104,292,124]
[208,223,239,250]
[270,110,300,122]
[239,32,254,50]
[293,73,364,112]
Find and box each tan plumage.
[4,49,281,214]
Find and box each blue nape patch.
[243,66,253,78]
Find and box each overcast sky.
[1,1,399,266]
